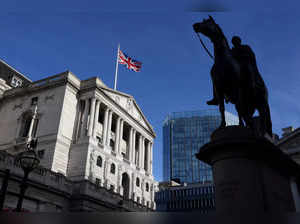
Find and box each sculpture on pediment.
[193,16,272,137]
[126,98,133,112]
[115,96,120,104]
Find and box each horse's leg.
[218,94,226,128]
[259,102,272,137]
[235,103,244,127]
[256,105,267,136]
[264,103,272,136]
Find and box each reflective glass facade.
[163,109,238,183]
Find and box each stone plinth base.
[196,126,300,213]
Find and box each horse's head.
[193,16,221,41]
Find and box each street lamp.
[15,141,40,212]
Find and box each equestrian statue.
[193,16,272,137]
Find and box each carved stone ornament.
[115,96,120,103]
[45,94,55,102]
[126,98,133,112]
[13,103,23,111]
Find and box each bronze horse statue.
[193,16,272,137]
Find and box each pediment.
[101,88,155,136]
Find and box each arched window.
[19,110,39,138]
[96,156,102,167]
[110,163,115,174]
[145,183,149,192]
[21,115,32,137]
[136,177,140,187]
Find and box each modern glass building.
[163,109,238,183]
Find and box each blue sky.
[1,3,300,181]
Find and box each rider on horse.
[207,36,265,106]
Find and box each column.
[131,173,136,200]
[74,101,82,141]
[146,141,151,173]
[88,98,96,136]
[118,120,124,155]
[27,105,38,141]
[138,135,143,168]
[140,136,145,170]
[105,111,113,145]
[81,99,89,137]
[149,142,153,174]
[115,117,121,152]
[93,99,100,138]
[132,130,136,164]
[102,108,109,144]
[128,127,133,162]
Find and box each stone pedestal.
[196,126,300,213]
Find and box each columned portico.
[0,65,157,210]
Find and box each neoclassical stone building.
[0,60,157,210]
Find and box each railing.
[28,73,66,88]
[15,137,28,144]
[123,158,130,165]
[0,151,72,192]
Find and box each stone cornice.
[0,71,155,139]
[277,128,300,146]
[0,59,32,82]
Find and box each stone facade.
[277,127,300,165]
[0,59,32,88]
[0,151,151,211]
[0,61,157,210]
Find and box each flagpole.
[114,43,120,90]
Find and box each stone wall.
[0,151,151,212]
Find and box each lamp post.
[0,169,10,211]
[15,140,40,212]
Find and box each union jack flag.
[118,49,142,72]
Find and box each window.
[110,163,115,174]
[110,184,115,191]
[136,177,140,187]
[110,139,115,150]
[145,183,149,192]
[21,116,32,137]
[96,156,102,167]
[19,111,39,138]
[96,136,102,144]
[11,76,22,87]
[95,178,101,187]
[31,97,38,106]
[38,150,45,159]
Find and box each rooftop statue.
[193,16,272,137]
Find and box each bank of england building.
[0,59,157,211]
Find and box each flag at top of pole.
[114,44,142,90]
